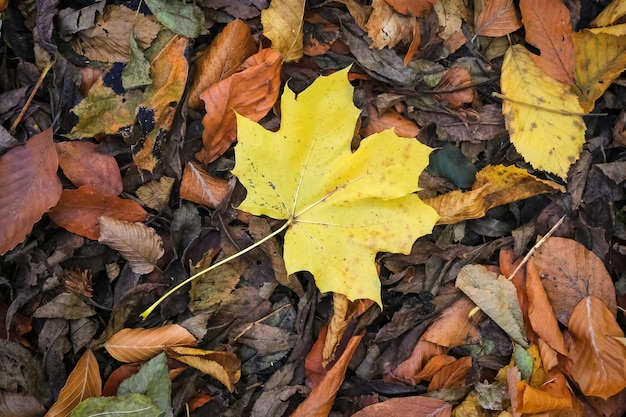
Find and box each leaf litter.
[1,0,626,416]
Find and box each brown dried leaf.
[56,141,122,196]
[414,354,457,382]
[45,349,102,417]
[366,0,415,49]
[168,347,241,392]
[0,128,62,255]
[105,325,197,363]
[515,369,573,414]
[427,356,472,392]
[136,176,175,211]
[567,296,626,400]
[48,186,147,240]
[98,216,164,275]
[384,0,436,16]
[179,162,233,209]
[475,0,522,38]
[188,19,256,110]
[352,396,452,417]
[390,340,447,384]
[261,0,305,61]
[195,48,282,163]
[420,296,484,347]
[72,5,160,63]
[362,104,419,138]
[519,0,575,84]
[432,67,475,109]
[528,236,616,325]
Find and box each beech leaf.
[45,349,101,417]
[500,44,586,179]
[167,347,241,392]
[352,396,451,417]
[105,325,197,363]
[0,128,62,255]
[474,0,522,38]
[98,216,164,275]
[261,0,305,61]
[232,67,439,305]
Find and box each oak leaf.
[45,349,101,417]
[261,0,305,61]
[567,296,626,400]
[474,0,522,38]
[0,128,62,255]
[98,216,164,275]
[232,67,439,305]
[105,325,197,363]
[500,44,585,178]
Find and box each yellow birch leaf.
[261,0,305,62]
[232,67,439,306]
[591,0,626,27]
[500,45,586,179]
[573,28,626,113]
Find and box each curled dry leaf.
[0,128,62,255]
[48,186,147,240]
[167,347,241,392]
[261,0,305,61]
[105,325,197,363]
[195,48,282,163]
[474,0,522,38]
[98,216,164,275]
[45,349,102,417]
[366,0,415,49]
[515,369,572,414]
[188,19,256,110]
[591,0,626,27]
[56,141,123,196]
[567,296,626,400]
[432,67,475,109]
[179,162,234,209]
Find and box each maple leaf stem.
[140,219,292,320]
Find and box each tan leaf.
[528,237,616,325]
[98,216,164,275]
[591,0,626,27]
[428,356,472,392]
[48,186,147,240]
[352,396,452,417]
[384,0,437,16]
[72,5,160,63]
[567,296,626,400]
[136,176,175,211]
[261,0,305,61]
[56,141,123,196]
[366,0,415,49]
[188,19,256,110]
[0,128,62,255]
[167,347,241,392]
[45,349,101,417]
[474,0,522,38]
[195,48,282,163]
[105,325,197,363]
[179,162,233,209]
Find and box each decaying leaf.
[474,0,522,38]
[567,296,626,400]
[136,176,175,211]
[98,216,164,275]
[105,325,197,363]
[432,67,474,109]
[167,347,241,392]
[0,128,62,255]
[500,44,586,179]
[261,0,305,61]
[233,67,439,305]
[45,349,101,417]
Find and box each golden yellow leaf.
[45,349,101,417]
[232,67,439,305]
[261,0,305,62]
[591,0,626,27]
[167,347,241,392]
[500,45,586,179]
[105,325,197,363]
[573,28,626,113]
[424,164,564,225]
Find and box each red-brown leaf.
[475,0,522,38]
[179,162,234,208]
[104,325,198,363]
[0,128,62,255]
[352,396,451,417]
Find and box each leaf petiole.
[140,219,292,320]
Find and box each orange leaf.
[167,347,241,392]
[187,19,256,110]
[179,162,234,209]
[292,330,364,417]
[105,325,197,363]
[433,67,475,109]
[48,186,147,240]
[389,340,446,385]
[102,363,141,396]
[515,369,573,414]
[0,128,61,255]
[427,356,472,392]
[420,296,484,347]
[414,354,457,382]
[195,48,282,163]
[519,0,575,84]
[475,0,522,38]
[362,104,419,138]
[45,349,102,417]
[384,0,437,17]
[528,237,616,325]
[567,296,626,400]
[56,141,122,196]
[352,396,452,417]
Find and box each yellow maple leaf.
[500,44,586,179]
[232,67,439,305]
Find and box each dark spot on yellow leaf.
[568,155,576,162]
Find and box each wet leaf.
[105,325,197,363]
[98,217,164,275]
[474,0,522,38]
[233,67,439,305]
[261,0,305,61]
[45,349,101,417]
[0,128,62,255]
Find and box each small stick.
[507,215,565,280]
[10,61,53,134]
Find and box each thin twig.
[10,62,53,134]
